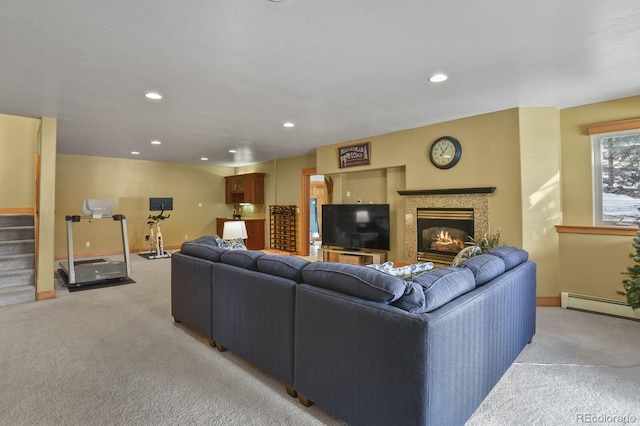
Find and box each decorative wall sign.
[338,142,370,168]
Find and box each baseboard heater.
[561,292,640,320]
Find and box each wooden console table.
[216,218,265,250]
[319,247,387,265]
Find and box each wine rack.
[269,205,297,253]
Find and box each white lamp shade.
[223,220,248,240]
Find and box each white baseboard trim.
[560,292,640,320]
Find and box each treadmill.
[59,199,132,287]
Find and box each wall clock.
[429,136,462,169]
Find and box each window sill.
[555,225,638,236]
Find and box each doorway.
[309,175,327,256]
[300,168,332,257]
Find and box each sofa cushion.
[365,261,395,273]
[257,255,310,283]
[404,267,476,312]
[302,262,407,303]
[461,254,506,285]
[187,234,220,247]
[451,245,482,267]
[487,245,528,270]
[220,250,264,271]
[179,241,227,262]
[390,281,426,313]
[215,237,247,250]
[366,261,434,279]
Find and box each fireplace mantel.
[398,187,495,196]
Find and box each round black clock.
[429,136,462,169]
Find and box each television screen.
[149,197,173,211]
[322,204,390,251]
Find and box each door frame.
[299,167,317,257]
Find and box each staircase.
[0,214,36,307]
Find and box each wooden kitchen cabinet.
[225,173,265,204]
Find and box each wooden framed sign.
[338,142,370,168]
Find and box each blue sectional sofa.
[170,237,536,426]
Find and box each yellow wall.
[518,107,561,297]
[55,154,233,258]
[237,153,316,253]
[55,152,318,260]
[558,95,640,300]
[317,109,524,247]
[0,114,40,208]
[317,109,527,263]
[340,169,387,204]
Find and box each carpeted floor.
[467,308,640,425]
[56,269,136,292]
[0,254,638,425]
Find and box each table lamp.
[223,220,248,241]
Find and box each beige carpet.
[0,255,638,425]
[0,255,343,425]
[467,308,640,425]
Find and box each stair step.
[0,269,35,288]
[0,239,34,255]
[0,227,35,242]
[0,214,33,228]
[0,253,34,271]
[0,284,35,307]
[0,215,37,308]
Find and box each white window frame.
[591,128,640,226]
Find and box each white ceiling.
[1,0,639,166]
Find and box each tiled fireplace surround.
[403,190,491,263]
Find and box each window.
[592,129,640,226]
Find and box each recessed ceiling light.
[428,73,448,83]
[150,140,161,145]
[200,157,208,161]
[283,122,295,128]
[131,151,141,155]
[268,0,286,2]
[228,149,237,153]
[145,92,162,100]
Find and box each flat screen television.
[149,197,173,211]
[322,204,390,251]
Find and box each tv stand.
[319,247,387,265]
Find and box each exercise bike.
[144,208,171,259]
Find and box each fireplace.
[417,208,474,264]
[401,188,493,266]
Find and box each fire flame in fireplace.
[431,229,465,252]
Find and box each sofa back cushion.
[487,246,528,270]
[220,250,265,271]
[461,254,506,285]
[392,267,476,313]
[257,255,310,283]
[302,262,406,303]
[389,281,426,313]
[180,239,227,262]
[187,234,220,247]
